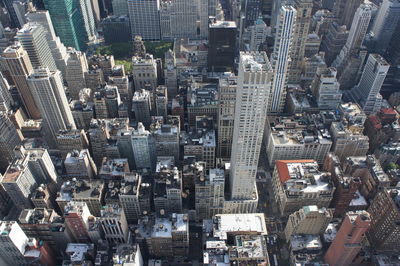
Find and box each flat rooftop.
[213,213,267,240]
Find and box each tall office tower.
[132,90,152,127]
[27,68,76,147]
[16,23,58,72]
[164,50,177,99]
[155,86,168,118]
[26,11,69,78]
[89,0,101,25]
[269,6,296,113]
[102,16,131,44]
[245,0,262,27]
[311,67,342,110]
[100,205,129,244]
[79,0,97,41]
[2,45,40,119]
[249,18,268,51]
[208,20,237,72]
[43,0,89,51]
[12,1,27,28]
[284,206,333,240]
[127,0,161,40]
[1,157,37,209]
[217,75,237,158]
[332,3,372,70]
[132,123,155,170]
[112,0,128,16]
[0,221,30,265]
[3,0,22,28]
[0,72,12,112]
[227,52,273,213]
[0,113,23,172]
[367,188,400,252]
[351,54,389,115]
[65,49,89,99]
[320,22,348,66]
[64,201,91,243]
[371,0,400,53]
[160,0,198,40]
[287,0,313,84]
[324,211,371,266]
[333,0,363,29]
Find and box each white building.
[132,123,154,169]
[371,0,400,52]
[127,0,160,40]
[65,49,88,99]
[0,221,30,265]
[351,54,390,115]
[27,68,76,147]
[64,149,97,179]
[228,52,273,213]
[311,67,342,110]
[25,11,68,77]
[332,3,372,69]
[132,54,158,89]
[160,0,198,40]
[80,0,97,41]
[16,23,57,72]
[100,205,129,244]
[249,18,268,51]
[269,5,296,113]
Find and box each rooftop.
[290,235,322,252]
[241,52,272,72]
[213,213,267,240]
[209,20,236,28]
[57,179,103,201]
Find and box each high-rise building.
[132,123,155,170]
[64,149,97,179]
[16,23,58,73]
[102,16,131,44]
[227,52,273,213]
[310,66,342,110]
[0,73,12,112]
[269,5,296,113]
[154,163,182,214]
[112,0,128,16]
[333,0,363,29]
[208,20,237,72]
[249,18,268,51]
[244,0,262,27]
[371,0,400,53]
[351,54,390,115]
[25,11,69,78]
[132,90,152,127]
[132,54,158,90]
[64,201,91,243]
[160,0,198,40]
[217,75,236,158]
[27,68,76,147]
[43,0,91,50]
[0,113,23,171]
[127,0,161,40]
[100,204,129,244]
[284,206,333,240]
[367,188,400,253]
[65,49,89,99]
[0,221,30,265]
[332,3,372,70]
[151,116,180,162]
[287,0,313,84]
[320,22,348,66]
[2,44,40,119]
[324,211,371,266]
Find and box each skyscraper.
[0,113,23,172]
[0,72,13,112]
[26,10,69,78]
[112,0,129,16]
[16,23,58,72]
[0,221,30,265]
[332,3,372,70]
[127,0,161,40]
[333,0,363,29]
[249,18,268,51]
[269,5,296,113]
[2,44,41,119]
[371,0,400,53]
[287,0,313,84]
[44,0,90,50]
[65,48,89,99]
[244,0,262,27]
[27,68,76,147]
[351,54,389,115]
[324,211,371,266]
[227,52,273,213]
